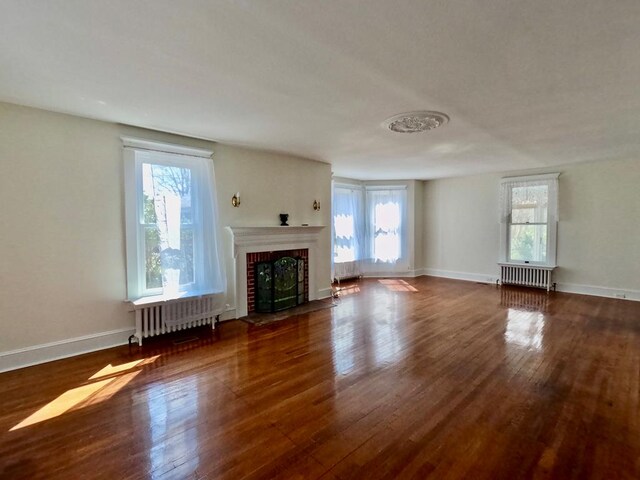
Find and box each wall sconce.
[231,192,241,207]
[313,200,321,211]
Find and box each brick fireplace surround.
[226,226,324,318]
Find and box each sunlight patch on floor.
[378,279,418,292]
[10,356,159,431]
[90,355,159,380]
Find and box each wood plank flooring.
[1,276,640,479]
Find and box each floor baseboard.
[423,268,640,301]
[0,327,135,373]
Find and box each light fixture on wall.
[383,111,449,133]
[231,192,241,207]
[313,200,321,211]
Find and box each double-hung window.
[123,138,226,301]
[500,173,559,266]
[333,184,364,264]
[366,186,408,264]
[332,183,365,279]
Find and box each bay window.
[332,183,408,278]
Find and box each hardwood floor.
[1,277,640,479]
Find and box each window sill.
[498,262,557,270]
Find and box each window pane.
[142,163,193,225]
[144,226,162,290]
[333,187,363,264]
[510,224,547,262]
[142,162,194,293]
[143,193,157,224]
[334,213,356,263]
[374,232,401,262]
[179,227,194,285]
[512,207,535,224]
[511,185,548,223]
[144,226,194,289]
[369,190,404,263]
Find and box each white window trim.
[121,137,213,158]
[364,184,408,191]
[122,137,213,300]
[500,172,560,184]
[499,173,559,267]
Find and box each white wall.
[0,102,331,370]
[422,159,640,299]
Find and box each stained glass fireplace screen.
[255,256,305,313]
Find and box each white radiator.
[499,263,556,292]
[130,294,219,345]
[333,261,362,282]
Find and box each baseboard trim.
[317,287,334,300]
[1,307,241,372]
[423,268,640,301]
[556,282,640,302]
[363,269,424,279]
[422,268,499,284]
[0,327,135,373]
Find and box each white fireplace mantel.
[227,226,325,318]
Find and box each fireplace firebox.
[255,256,305,312]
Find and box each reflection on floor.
[501,285,550,312]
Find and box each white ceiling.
[1,0,639,180]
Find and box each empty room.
[1,1,639,479]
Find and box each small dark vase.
[279,213,289,226]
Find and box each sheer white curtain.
[366,187,407,265]
[124,144,227,314]
[199,157,227,309]
[500,177,558,223]
[332,184,365,280]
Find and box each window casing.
[500,174,559,266]
[123,138,225,300]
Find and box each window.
[333,185,364,264]
[331,183,408,278]
[123,138,226,300]
[367,187,407,263]
[332,184,365,280]
[500,174,559,266]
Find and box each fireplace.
[256,256,305,312]
[227,226,324,318]
[247,249,308,313]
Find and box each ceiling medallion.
[384,111,450,133]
